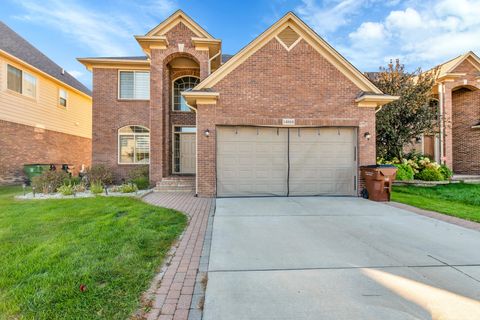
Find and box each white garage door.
[216,126,357,197]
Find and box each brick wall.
[196,38,377,196]
[0,120,91,184]
[91,68,150,181]
[452,87,480,173]
[445,59,480,174]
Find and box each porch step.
[155,176,195,192]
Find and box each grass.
[392,183,480,222]
[0,186,187,320]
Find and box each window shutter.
[119,71,134,99]
[134,72,150,100]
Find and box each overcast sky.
[2,0,480,88]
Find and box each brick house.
[406,52,480,174]
[79,10,397,197]
[0,22,92,184]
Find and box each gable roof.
[145,10,213,39]
[431,51,480,80]
[0,21,91,97]
[195,12,383,94]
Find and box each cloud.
[346,0,480,70]
[14,0,177,56]
[67,70,83,79]
[296,0,366,34]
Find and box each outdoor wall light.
[364,132,371,140]
[204,129,210,137]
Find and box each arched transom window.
[118,125,150,164]
[173,76,200,111]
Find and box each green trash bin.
[23,164,50,182]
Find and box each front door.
[179,133,196,174]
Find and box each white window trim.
[5,62,38,101]
[118,125,151,165]
[58,88,68,109]
[172,125,197,174]
[171,75,200,112]
[117,70,150,101]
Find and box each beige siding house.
[0,22,92,184]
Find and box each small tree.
[372,60,438,160]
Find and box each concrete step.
[155,176,195,192]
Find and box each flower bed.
[16,188,152,200]
[378,153,453,182]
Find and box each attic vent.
[277,27,300,50]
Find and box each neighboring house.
[408,52,480,174]
[0,22,92,184]
[78,10,396,197]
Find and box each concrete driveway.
[203,197,480,320]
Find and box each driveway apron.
[204,197,480,320]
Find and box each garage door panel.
[289,128,356,196]
[217,127,288,197]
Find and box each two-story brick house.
[79,10,397,197]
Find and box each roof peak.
[144,9,213,39]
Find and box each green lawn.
[0,186,187,320]
[392,183,480,222]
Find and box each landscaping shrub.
[415,167,445,181]
[439,165,453,180]
[379,153,453,182]
[128,166,150,189]
[31,170,70,194]
[86,164,113,185]
[73,182,86,193]
[394,163,414,181]
[131,176,149,190]
[90,181,104,194]
[57,184,74,196]
[119,183,138,193]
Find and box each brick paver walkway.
[142,192,215,320]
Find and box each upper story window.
[118,125,150,164]
[7,64,37,98]
[119,71,150,100]
[173,76,200,111]
[59,88,68,107]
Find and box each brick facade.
[196,38,376,196]
[0,120,91,184]
[90,14,381,196]
[441,60,480,173]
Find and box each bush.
[394,163,414,181]
[131,176,149,190]
[58,184,74,196]
[439,165,453,180]
[32,170,70,194]
[128,166,149,190]
[90,181,104,194]
[119,183,138,193]
[86,165,113,185]
[415,167,445,181]
[73,182,86,193]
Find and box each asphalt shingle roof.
[0,21,91,96]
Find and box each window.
[173,76,200,111]
[59,88,68,107]
[118,125,150,164]
[7,64,36,98]
[119,71,150,100]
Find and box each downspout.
[438,83,445,165]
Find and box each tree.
[371,60,438,160]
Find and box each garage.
[216,126,357,197]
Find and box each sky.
[1,0,480,89]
